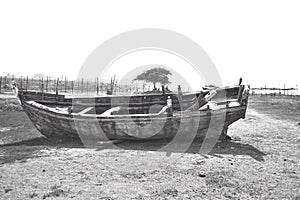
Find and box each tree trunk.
[153,82,156,90]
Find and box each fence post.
[81,78,84,93]
[100,82,103,93]
[71,81,74,94]
[39,78,41,91]
[26,76,28,91]
[77,80,80,93]
[264,85,267,96]
[115,80,117,95]
[56,78,59,95]
[61,75,63,92]
[20,77,22,90]
[60,78,63,92]
[86,79,88,95]
[41,77,43,91]
[0,76,2,93]
[97,77,99,95]
[64,76,67,92]
[46,76,48,92]
[41,78,44,100]
[94,78,96,94]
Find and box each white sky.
[0,0,299,89]
[102,50,206,91]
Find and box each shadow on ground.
[0,135,266,164]
[0,137,84,164]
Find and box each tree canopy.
[133,67,172,89]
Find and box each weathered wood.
[26,76,28,91]
[20,98,248,140]
[18,84,249,140]
[96,77,99,95]
[56,78,59,95]
[86,79,88,94]
[0,76,2,93]
[81,78,84,93]
[238,77,242,85]
[18,85,244,116]
[78,107,93,114]
[64,76,67,92]
[71,81,74,94]
[97,140,123,145]
[20,77,22,90]
[41,78,44,100]
[46,76,48,92]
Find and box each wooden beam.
[78,107,93,114]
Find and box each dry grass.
[249,95,300,123]
[0,95,22,112]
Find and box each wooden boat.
[18,85,242,114]
[18,84,249,140]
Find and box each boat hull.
[21,99,247,140]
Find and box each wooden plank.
[78,107,93,114]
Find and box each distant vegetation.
[133,67,172,90]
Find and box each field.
[0,94,299,199]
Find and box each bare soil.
[0,95,299,199]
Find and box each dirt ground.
[0,94,299,199]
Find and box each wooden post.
[77,80,80,93]
[64,76,67,92]
[237,85,245,103]
[46,76,48,92]
[0,76,2,93]
[60,77,63,92]
[162,85,166,101]
[96,77,99,95]
[100,82,103,93]
[41,77,43,91]
[61,75,63,90]
[115,80,117,95]
[94,78,96,94]
[86,79,88,95]
[26,76,28,91]
[52,77,55,92]
[39,78,41,91]
[20,77,22,90]
[265,85,267,96]
[71,81,74,94]
[41,78,44,100]
[56,78,59,95]
[81,78,84,93]
[238,78,242,85]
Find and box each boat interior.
[23,85,249,118]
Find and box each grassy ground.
[249,95,300,123]
[0,94,299,199]
[0,94,23,112]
